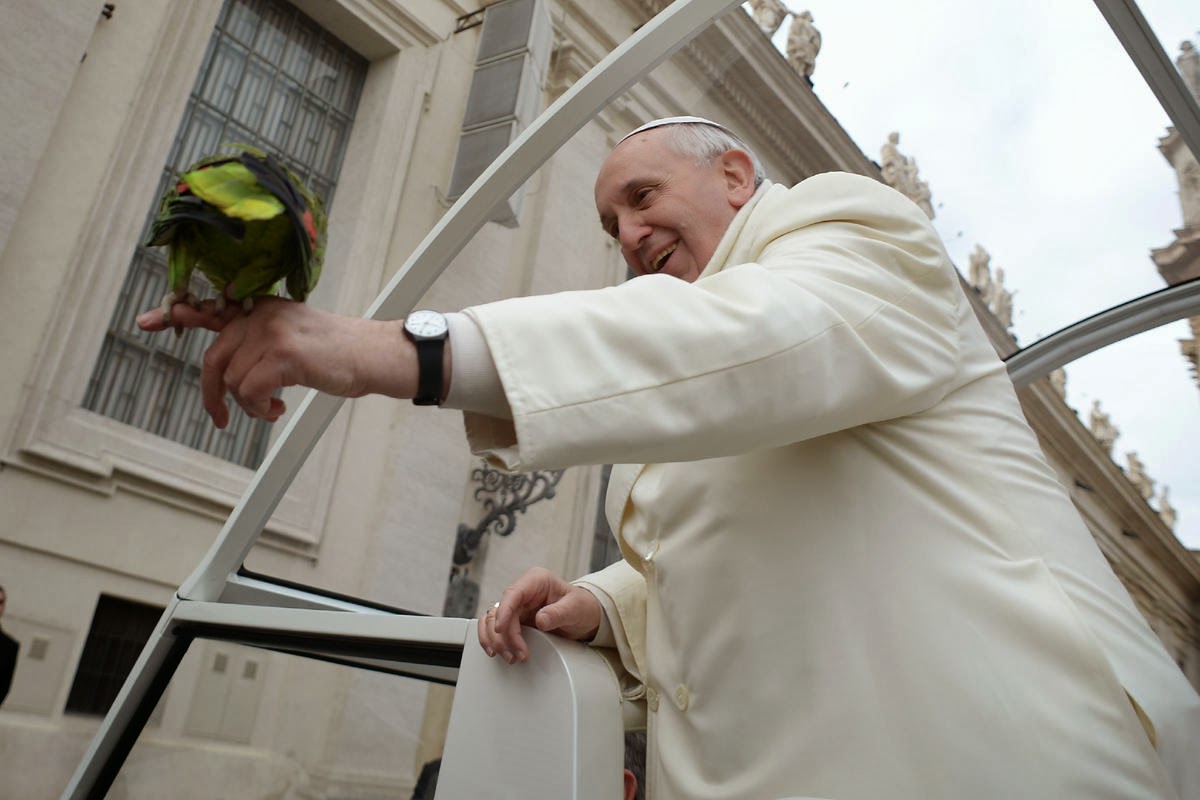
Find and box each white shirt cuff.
[442,312,512,419]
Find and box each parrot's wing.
[147,195,246,247]
[294,179,327,300]
[239,154,311,258]
[238,153,326,302]
[183,161,285,221]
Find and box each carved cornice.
[546,0,668,140]
[1180,317,1200,390]
[1113,563,1199,657]
[1150,226,1200,393]
[1159,127,1186,161]
[547,39,591,96]
[1123,569,1191,626]
[960,274,1019,357]
[290,0,447,55]
[547,2,874,180]
[676,12,875,182]
[1152,225,1200,284]
[626,0,671,16]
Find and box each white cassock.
[461,173,1200,799]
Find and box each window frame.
[2,0,442,548]
[81,0,370,471]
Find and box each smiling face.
[594,127,757,283]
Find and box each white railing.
[60,578,645,799]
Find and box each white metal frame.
[1005,279,1200,389]
[61,0,1200,797]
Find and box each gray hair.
[660,123,765,188]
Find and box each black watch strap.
[405,310,448,406]
[412,337,444,406]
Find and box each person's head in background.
[623,729,646,800]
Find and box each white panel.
[449,121,521,199]
[438,627,625,799]
[477,0,541,64]
[449,0,553,225]
[462,55,528,129]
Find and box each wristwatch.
[403,310,449,406]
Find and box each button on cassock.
[646,686,660,712]
[674,684,690,711]
[642,541,659,572]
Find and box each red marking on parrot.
[302,209,317,249]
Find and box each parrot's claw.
[159,289,197,337]
[242,297,255,313]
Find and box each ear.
[623,768,638,800]
[718,148,757,208]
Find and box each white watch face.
[405,309,447,339]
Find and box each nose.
[616,211,650,264]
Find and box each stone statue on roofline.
[786,10,822,83]
[1048,367,1067,400]
[1172,40,1200,231]
[747,0,790,38]
[968,244,993,299]
[1181,161,1200,229]
[1088,399,1119,456]
[879,132,935,220]
[990,267,1014,331]
[1158,485,1177,530]
[1178,40,1199,101]
[1125,451,1155,502]
[881,132,905,189]
[905,158,935,219]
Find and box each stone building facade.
[1153,38,1200,389]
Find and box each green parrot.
[147,145,327,326]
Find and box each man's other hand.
[479,567,602,664]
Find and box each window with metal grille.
[82,0,367,468]
[64,595,163,716]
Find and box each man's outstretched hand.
[137,296,414,428]
[478,567,603,663]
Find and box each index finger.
[135,300,234,333]
[494,589,532,661]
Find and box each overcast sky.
[743,0,1198,547]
